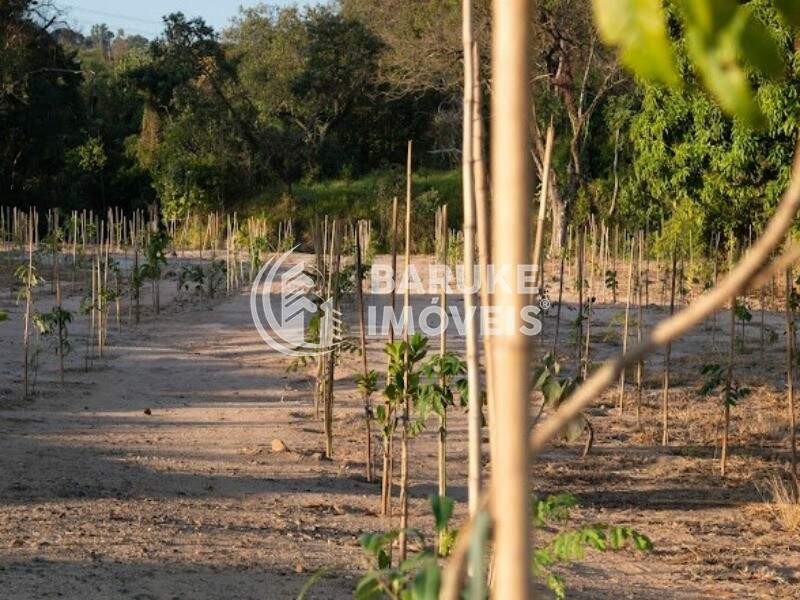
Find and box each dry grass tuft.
[759,474,800,532]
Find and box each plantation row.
[2,198,799,597]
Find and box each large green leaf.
[775,0,800,27]
[740,8,785,79]
[411,560,441,600]
[679,0,785,128]
[592,0,680,86]
[430,495,455,532]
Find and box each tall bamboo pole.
[381,196,400,517]
[532,119,555,289]
[398,141,413,562]
[722,239,736,478]
[355,227,372,483]
[618,236,634,416]
[462,0,482,516]
[323,221,341,459]
[491,0,532,596]
[661,245,678,445]
[22,216,33,398]
[786,268,798,496]
[635,231,644,429]
[438,206,449,502]
[576,228,585,365]
[472,40,497,476]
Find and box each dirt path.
[0,257,799,599]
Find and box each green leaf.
[430,495,455,532]
[545,572,567,600]
[354,572,383,600]
[592,0,680,87]
[377,549,391,570]
[410,560,440,600]
[562,415,589,443]
[678,0,785,128]
[739,8,785,79]
[542,378,563,407]
[296,567,330,600]
[633,531,654,551]
[775,0,800,27]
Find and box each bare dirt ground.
[0,252,799,599]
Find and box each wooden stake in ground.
[314,218,326,420]
[133,235,140,326]
[721,240,736,478]
[471,39,497,474]
[462,0,482,516]
[398,141,413,562]
[576,227,585,365]
[380,195,399,517]
[635,230,644,429]
[785,268,799,496]
[618,236,635,416]
[55,238,65,384]
[552,243,567,357]
[533,119,555,290]
[323,221,342,460]
[355,226,372,483]
[490,0,533,595]
[22,216,34,399]
[661,245,678,446]
[438,206,449,500]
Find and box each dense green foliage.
[610,0,800,243]
[352,492,652,600]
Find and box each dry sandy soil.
[0,252,799,599]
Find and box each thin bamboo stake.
[472,39,497,477]
[398,141,413,562]
[355,227,372,483]
[618,236,634,416]
[785,268,799,496]
[532,119,555,286]
[576,227,585,365]
[22,216,33,398]
[438,206,449,502]
[635,231,644,429]
[722,239,735,478]
[381,195,400,517]
[462,0,482,516]
[661,245,678,446]
[323,221,341,460]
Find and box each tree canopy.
[1,0,799,245]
